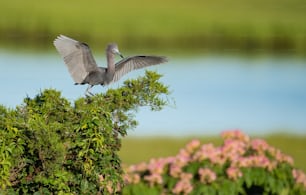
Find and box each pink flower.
[177,149,191,164]
[193,143,215,161]
[170,163,183,178]
[128,161,147,172]
[272,149,294,165]
[233,155,277,171]
[282,155,294,165]
[185,139,201,153]
[253,155,270,167]
[222,139,247,162]
[124,173,140,184]
[172,173,193,195]
[180,172,193,180]
[251,139,269,153]
[192,143,227,166]
[292,169,306,189]
[147,158,168,175]
[226,166,243,180]
[144,173,163,186]
[198,168,217,183]
[221,130,250,143]
[234,157,250,168]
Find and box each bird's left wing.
[112,56,167,83]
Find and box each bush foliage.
[123,130,306,195]
[0,71,169,194]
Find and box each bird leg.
[85,85,94,96]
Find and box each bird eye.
[112,48,119,54]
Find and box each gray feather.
[53,35,98,83]
[112,56,167,83]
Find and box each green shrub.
[123,130,306,195]
[0,71,169,194]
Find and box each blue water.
[1,51,306,136]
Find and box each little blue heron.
[53,35,167,96]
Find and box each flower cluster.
[198,168,217,183]
[123,130,306,194]
[172,173,193,194]
[293,169,306,187]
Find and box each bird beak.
[119,53,124,59]
[113,48,124,58]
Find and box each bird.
[53,35,168,96]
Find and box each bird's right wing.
[53,35,98,83]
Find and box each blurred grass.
[119,134,306,172]
[0,0,306,52]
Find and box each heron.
[53,35,167,96]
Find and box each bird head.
[108,43,124,58]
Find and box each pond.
[1,50,306,136]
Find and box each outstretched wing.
[53,35,98,83]
[112,56,167,83]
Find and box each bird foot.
[85,91,94,97]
